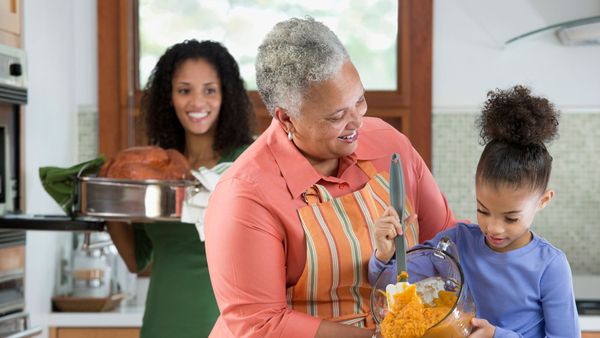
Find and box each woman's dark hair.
[142,39,254,155]
[476,85,559,193]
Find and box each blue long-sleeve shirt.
[368,223,580,338]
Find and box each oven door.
[0,312,42,338]
[0,236,25,315]
[0,231,41,337]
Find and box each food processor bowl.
[370,238,476,337]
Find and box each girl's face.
[286,61,367,175]
[171,58,222,137]
[475,182,553,252]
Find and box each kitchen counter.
[47,302,143,327]
[44,275,599,330]
[581,315,600,332]
[575,275,600,332]
[45,305,599,332]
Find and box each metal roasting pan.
[74,176,201,222]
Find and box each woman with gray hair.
[205,17,457,337]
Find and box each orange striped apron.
[287,160,419,328]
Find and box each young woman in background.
[108,39,254,338]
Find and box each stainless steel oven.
[0,44,41,338]
[0,43,25,215]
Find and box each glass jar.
[370,238,476,337]
[71,233,113,298]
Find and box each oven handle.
[0,312,42,338]
[0,311,27,325]
[0,270,24,283]
[4,327,43,338]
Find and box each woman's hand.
[468,318,496,338]
[374,207,415,263]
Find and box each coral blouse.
[205,117,457,337]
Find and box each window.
[98,0,434,166]
[138,0,398,91]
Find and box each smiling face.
[476,182,553,252]
[284,61,367,175]
[171,58,222,137]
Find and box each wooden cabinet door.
[0,0,20,34]
[50,327,140,338]
[0,0,20,46]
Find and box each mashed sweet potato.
[380,284,456,338]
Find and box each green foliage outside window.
[139,0,398,90]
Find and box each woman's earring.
[288,130,293,141]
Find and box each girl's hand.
[468,318,495,338]
[374,207,416,263]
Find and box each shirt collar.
[266,119,322,199]
[266,117,392,199]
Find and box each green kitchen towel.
[39,156,105,216]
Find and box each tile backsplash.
[432,111,600,274]
[77,105,99,163]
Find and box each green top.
[134,145,249,338]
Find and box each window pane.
[138,0,398,90]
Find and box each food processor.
[370,238,476,338]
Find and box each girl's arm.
[540,253,581,337]
[469,318,523,338]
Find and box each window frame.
[98,0,433,166]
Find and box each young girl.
[369,85,580,337]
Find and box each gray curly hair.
[256,17,350,117]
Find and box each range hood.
[456,0,600,46]
[507,15,600,45]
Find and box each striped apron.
[287,160,419,328]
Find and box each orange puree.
[381,285,457,338]
[397,271,409,282]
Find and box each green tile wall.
[77,106,98,163]
[432,112,600,274]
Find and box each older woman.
[205,17,457,338]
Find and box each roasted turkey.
[98,146,191,180]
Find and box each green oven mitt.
[39,156,105,216]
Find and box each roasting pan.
[74,176,202,222]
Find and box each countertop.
[47,302,144,327]
[581,316,600,332]
[45,275,600,331]
[575,275,600,332]
[45,304,600,331]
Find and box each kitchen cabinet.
[0,0,21,47]
[49,327,140,338]
[583,332,600,338]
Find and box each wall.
[432,0,600,274]
[22,0,97,336]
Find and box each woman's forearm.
[106,221,137,272]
